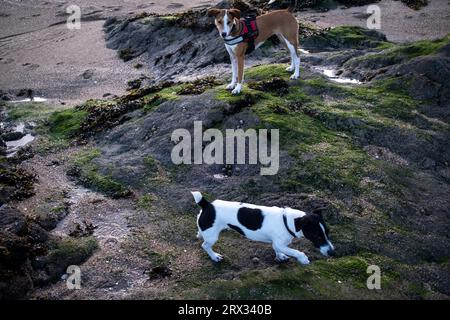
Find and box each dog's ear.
[294,215,319,232]
[294,216,308,232]
[208,8,221,17]
[228,9,241,20]
[312,208,324,217]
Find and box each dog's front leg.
[226,47,237,90]
[231,53,244,95]
[273,244,310,265]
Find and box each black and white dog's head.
[295,212,335,257]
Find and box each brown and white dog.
[208,0,300,95]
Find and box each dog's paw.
[297,253,310,265]
[231,84,242,95]
[212,253,224,263]
[226,83,236,90]
[286,66,294,72]
[290,73,300,80]
[275,254,289,263]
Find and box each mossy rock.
[342,34,450,73]
[179,255,406,299]
[69,148,130,198]
[44,237,98,282]
[303,26,388,51]
[47,109,88,140]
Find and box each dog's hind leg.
[286,54,295,73]
[280,35,300,80]
[201,228,224,262]
[288,42,300,80]
[278,34,295,72]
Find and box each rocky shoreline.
[1,0,449,103]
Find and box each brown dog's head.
[208,8,241,38]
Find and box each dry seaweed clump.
[0,206,48,299]
[75,100,141,136]
[0,164,36,203]
[177,77,222,95]
[119,81,174,103]
[401,0,428,10]
[248,77,290,96]
[118,48,136,62]
[167,10,213,30]
[75,82,176,136]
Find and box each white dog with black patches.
[191,191,335,264]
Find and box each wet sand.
[297,0,450,43]
[0,0,449,104]
[0,0,210,104]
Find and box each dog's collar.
[224,35,245,46]
[283,213,297,238]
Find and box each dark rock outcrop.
[341,42,450,108]
[0,165,36,204]
[302,27,387,52]
[2,131,25,142]
[383,45,450,106]
[401,0,428,10]
[104,1,320,82]
[0,206,48,300]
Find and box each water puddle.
[316,67,362,84]
[213,174,228,180]
[6,135,35,157]
[14,123,25,133]
[11,97,47,103]
[5,122,35,157]
[53,186,130,248]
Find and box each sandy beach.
[0,0,209,104]
[0,0,449,104]
[297,0,450,42]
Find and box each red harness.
[240,18,258,43]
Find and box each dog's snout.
[221,32,227,38]
[328,249,336,257]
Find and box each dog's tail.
[191,191,208,208]
[268,0,297,12]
